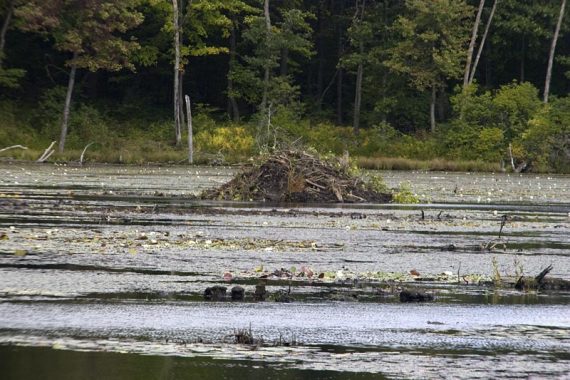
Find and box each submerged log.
[515,265,560,291]
[204,285,227,301]
[399,290,434,303]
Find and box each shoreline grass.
[356,156,502,172]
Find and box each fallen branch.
[0,145,28,154]
[79,142,96,165]
[37,141,56,163]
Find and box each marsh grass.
[356,156,501,172]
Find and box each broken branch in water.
[498,214,510,238]
[0,145,28,154]
[37,141,56,163]
[79,142,96,165]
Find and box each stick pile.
[202,150,392,203]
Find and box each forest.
[1,0,570,172]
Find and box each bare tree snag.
[430,85,436,132]
[185,94,193,164]
[463,0,485,88]
[469,0,499,84]
[544,0,567,103]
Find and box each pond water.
[0,162,569,379]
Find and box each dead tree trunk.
[185,95,193,164]
[463,0,485,88]
[469,0,499,84]
[544,0,567,103]
[0,0,14,65]
[336,0,345,125]
[59,53,78,153]
[172,0,182,146]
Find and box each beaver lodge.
[201,150,392,203]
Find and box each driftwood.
[0,145,28,154]
[201,150,392,203]
[79,142,95,165]
[37,141,56,163]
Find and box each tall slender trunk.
[430,85,436,133]
[261,0,271,113]
[172,0,182,145]
[179,71,186,130]
[353,51,363,134]
[228,19,240,121]
[352,0,366,134]
[469,0,498,84]
[0,0,14,64]
[336,0,345,125]
[185,95,193,164]
[544,0,567,103]
[59,53,78,153]
[463,0,485,88]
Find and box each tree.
[386,0,471,132]
[469,0,499,85]
[230,1,314,146]
[463,0,485,88]
[17,1,143,152]
[544,0,567,103]
[0,0,25,88]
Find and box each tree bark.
[59,53,78,153]
[0,0,14,64]
[261,0,271,113]
[544,0,567,103]
[430,85,436,133]
[172,0,182,146]
[228,19,240,121]
[463,0,485,88]
[469,0,498,84]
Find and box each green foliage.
[386,0,471,91]
[522,97,570,171]
[393,182,420,204]
[16,0,144,72]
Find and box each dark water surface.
[1,163,569,379]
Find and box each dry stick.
[185,94,193,164]
[37,141,56,163]
[79,142,95,165]
[0,145,28,154]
